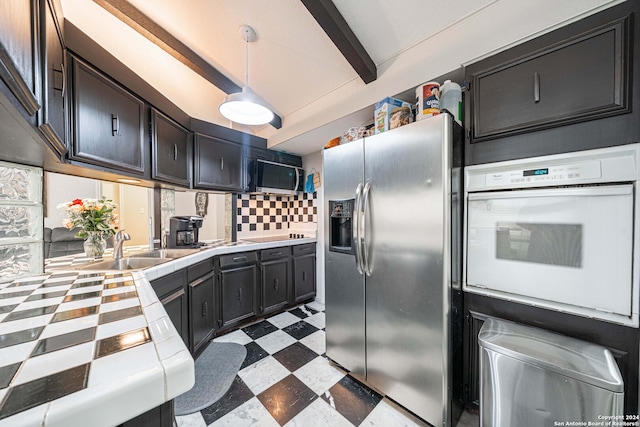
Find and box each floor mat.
[174,342,247,416]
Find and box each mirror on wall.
[44,172,227,260]
[44,172,153,249]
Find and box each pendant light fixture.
[218,26,274,126]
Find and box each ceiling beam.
[301,0,377,84]
[92,0,283,129]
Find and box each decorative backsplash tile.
[289,192,318,224]
[236,192,317,234]
[0,162,43,283]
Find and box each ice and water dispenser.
[329,199,354,254]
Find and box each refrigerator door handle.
[354,183,364,274]
[362,181,372,276]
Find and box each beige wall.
[117,185,150,246]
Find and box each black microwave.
[250,159,304,195]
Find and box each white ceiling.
[60,0,622,155]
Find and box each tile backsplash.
[0,161,43,282]
[236,192,317,236]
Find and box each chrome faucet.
[113,230,131,260]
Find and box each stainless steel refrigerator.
[323,113,462,426]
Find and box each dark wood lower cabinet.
[292,244,316,303]
[260,259,290,315]
[119,400,174,427]
[189,270,215,356]
[219,264,258,328]
[150,247,316,352]
[151,270,188,347]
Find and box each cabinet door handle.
[533,72,540,103]
[300,247,311,252]
[61,63,65,98]
[220,157,224,171]
[270,251,282,256]
[238,287,242,301]
[233,256,247,262]
[111,114,119,136]
[274,278,279,290]
[53,64,64,92]
[161,288,185,305]
[202,301,208,318]
[173,144,178,160]
[302,271,306,282]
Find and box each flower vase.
[84,232,107,258]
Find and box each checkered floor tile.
[175,302,451,427]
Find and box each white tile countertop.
[0,236,316,426]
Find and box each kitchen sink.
[134,248,200,259]
[76,257,170,271]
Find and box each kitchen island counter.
[0,237,316,426]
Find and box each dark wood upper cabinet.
[151,108,192,187]
[194,132,243,191]
[464,1,639,165]
[37,0,67,158]
[0,0,40,116]
[469,16,630,142]
[69,55,146,176]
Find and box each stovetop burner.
[244,234,306,243]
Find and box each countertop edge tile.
[136,279,159,308]
[161,349,195,401]
[155,335,186,361]
[44,364,166,427]
[0,402,49,427]
[148,315,178,345]
[144,301,171,324]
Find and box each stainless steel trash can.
[478,318,624,427]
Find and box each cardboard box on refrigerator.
[374,97,413,134]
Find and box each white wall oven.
[463,144,640,327]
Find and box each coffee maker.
[168,216,204,248]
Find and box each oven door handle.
[468,185,633,200]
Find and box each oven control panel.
[484,161,601,187]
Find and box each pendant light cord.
[244,27,249,87]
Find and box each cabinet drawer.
[187,257,214,282]
[470,15,630,142]
[293,243,315,256]
[219,251,257,269]
[260,246,291,262]
[151,269,187,300]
